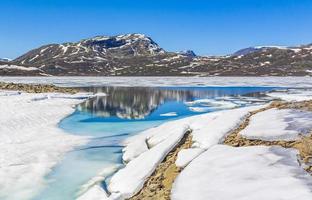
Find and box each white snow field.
[240,108,312,141]
[0,64,39,71]
[78,105,264,199]
[2,77,312,200]
[175,148,204,168]
[1,76,312,87]
[171,145,312,200]
[0,91,89,200]
[108,122,190,199]
[267,89,312,101]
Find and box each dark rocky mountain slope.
[1,34,312,76]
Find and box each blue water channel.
[33,86,277,200]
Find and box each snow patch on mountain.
[0,64,39,71]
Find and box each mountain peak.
[178,50,197,58]
[13,33,165,68]
[78,33,163,55]
[5,35,312,76]
[86,33,150,42]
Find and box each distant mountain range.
[0,58,11,62]
[1,33,312,76]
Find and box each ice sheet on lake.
[0,91,89,200]
[186,97,269,113]
[267,89,312,101]
[1,76,312,87]
[188,107,211,112]
[171,145,312,200]
[159,112,177,117]
[240,108,312,141]
[185,99,238,109]
[77,185,110,200]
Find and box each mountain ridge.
[1,34,312,76]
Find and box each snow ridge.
[0,91,89,200]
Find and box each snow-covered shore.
[240,108,312,141]
[268,89,312,101]
[172,145,312,200]
[80,105,266,199]
[0,91,89,200]
[2,83,312,200]
[1,76,312,88]
[79,89,312,200]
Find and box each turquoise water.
[33,86,277,200]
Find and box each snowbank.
[1,76,312,88]
[0,91,89,200]
[0,64,39,71]
[104,105,264,199]
[77,164,121,198]
[267,89,312,101]
[175,148,204,168]
[172,145,312,200]
[173,105,265,169]
[188,106,264,149]
[240,108,312,141]
[108,124,190,199]
[160,112,177,116]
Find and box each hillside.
[1,34,312,76]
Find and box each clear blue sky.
[1,0,312,59]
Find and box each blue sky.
[1,0,312,58]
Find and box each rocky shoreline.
[223,100,312,174]
[0,82,78,94]
[129,132,193,200]
[129,100,312,199]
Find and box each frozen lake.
[31,86,277,200]
[1,76,312,88]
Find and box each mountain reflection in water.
[77,86,275,120]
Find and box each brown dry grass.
[129,132,193,200]
[295,136,312,172]
[0,82,78,94]
[300,136,312,157]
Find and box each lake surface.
[33,86,277,200]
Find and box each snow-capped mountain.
[16,34,165,65]
[224,44,312,76]
[1,34,312,76]
[12,34,169,75]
